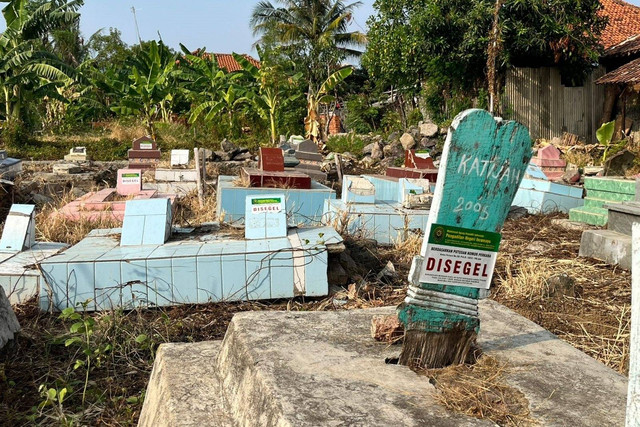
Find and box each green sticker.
[428,224,500,252]
[251,198,282,205]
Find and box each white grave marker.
[245,194,287,240]
[170,149,190,167]
[0,204,36,252]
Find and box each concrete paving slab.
[579,229,631,270]
[140,300,627,426]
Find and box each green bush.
[326,132,366,155]
[345,95,380,134]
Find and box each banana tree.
[305,66,353,142]
[0,0,82,126]
[232,52,302,145]
[110,40,178,140]
[188,83,250,136]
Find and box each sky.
[78,0,377,56]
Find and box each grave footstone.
[128,136,161,170]
[0,204,36,252]
[400,109,531,368]
[244,194,287,239]
[120,198,172,246]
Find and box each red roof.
[600,0,640,49]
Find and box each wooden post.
[334,154,343,182]
[627,222,640,425]
[398,109,532,369]
[194,147,204,208]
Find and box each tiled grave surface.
[39,226,342,311]
[217,175,335,226]
[120,199,172,246]
[512,176,584,214]
[0,243,68,304]
[323,199,429,245]
[570,177,636,226]
[57,188,176,222]
[0,204,36,252]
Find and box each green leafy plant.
[596,120,624,163]
[36,385,73,426]
[60,303,112,407]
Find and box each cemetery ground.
[0,181,631,425]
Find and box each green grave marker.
[398,109,532,368]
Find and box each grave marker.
[399,109,532,368]
[0,150,6,160]
[116,169,143,195]
[530,145,566,181]
[386,150,439,182]
[170,149,190,167]
[128,136,161,170]
[64,146,87,162]
[341,176,376,204]
[259,147,285,172]
[405,150,435,169]
[0,204,36,252]
[244,194,287,240]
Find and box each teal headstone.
[401,109,532,332]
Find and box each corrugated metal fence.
[505,67,606,143]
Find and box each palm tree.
[251,0,366,140]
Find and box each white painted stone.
[244,194,287,240]
[170,150,190,167]
[627,223,640,426]
[0,285,20,349]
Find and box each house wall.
[505,67,606,143]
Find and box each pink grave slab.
[531,145,566,181]
[117,169,143,195]
[57,188,177,222]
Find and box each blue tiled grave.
[323,175,432,245]
[511,164,584,214]
[38,226,343,312]
[217,175,336,226]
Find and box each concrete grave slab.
[0,285,19,350]
[140,300,627,427]
[120,198,172,246]
[0,151,22,180]
[0,204,36,252]
[579,229,631,270]
[52,163,82,174]
[607,202,640,236]
[116,169,143,195]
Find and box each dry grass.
[390,232,423,266]
[562,149,594,168]
[36,190,121,245]
[493,213,632,374]
[232,174,251,188]
[424,355,535,426]
[108,121,147,143]
[172,189,218,226]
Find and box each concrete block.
[607,202,640,236]
[0,204,36,252]
[0,286,20,350]
[120,198,172,246]
[140,300,627,426]
[154,168,197,183]
[52,163,82,174]
[579,229,631,270]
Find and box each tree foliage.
[363,0,607,120]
